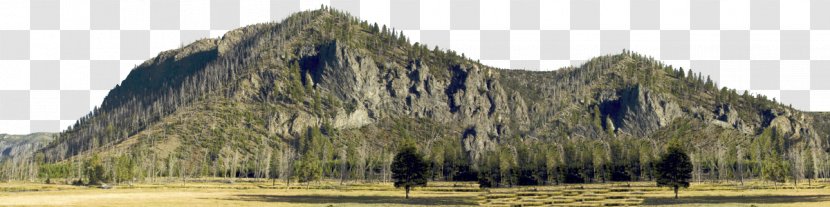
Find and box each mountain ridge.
[27,8,830,183]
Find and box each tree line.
[2,122,819,190]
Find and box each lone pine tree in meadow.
[656,139,693,199]
[391,142,429,199]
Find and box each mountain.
[1,133,54,160]
[1,133,54,179]
[32,8,829,183]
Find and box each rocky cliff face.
[267,36,825,163]
[304,41,514,161]
[596,85,682,137]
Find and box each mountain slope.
[1,133,54,160]
[37,8,829,182]
[1,133,54,179]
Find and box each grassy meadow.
[0,179,828,206]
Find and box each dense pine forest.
[2,8,829,189]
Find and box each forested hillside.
[0,133,54,180]
[9,8,829,187]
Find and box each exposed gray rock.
[602,85,681,137]
[0,133,54,161]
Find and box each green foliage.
[295,127,326,185]
[85,155,108,185]
[593,105,603,132]
[761,157,788,183]
[498,147,517,186]
[545,146,562,184]
[477,150,501,188]
[804,151,815,183]
[114,154,135,183]
[287,61,306,103]
[656,139,693,199]
[294,155,322,185]
[39,162,72,180]
[391,143,428,199]
[751,127,789,184]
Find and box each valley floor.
[0,179,828,206]
[643,181,830,207]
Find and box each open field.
[0,179,480,207]
[642,181,830,207]
[480,181,830,207]
[0,179,828,206]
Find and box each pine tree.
[391,142,428,199]
[804,151,815,186]
[477,151,501,188]
[499,148,517,186]
[656,140,693,199]
[593,105,603,132]
[294,155,321,188]
[761,157,787,184]
[85,155,108,185]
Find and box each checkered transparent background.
[1,0,829,134]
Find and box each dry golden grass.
[478,181,830,207]
[643,180,830,207]
[0,179,828,206]
[0,179,479,207]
